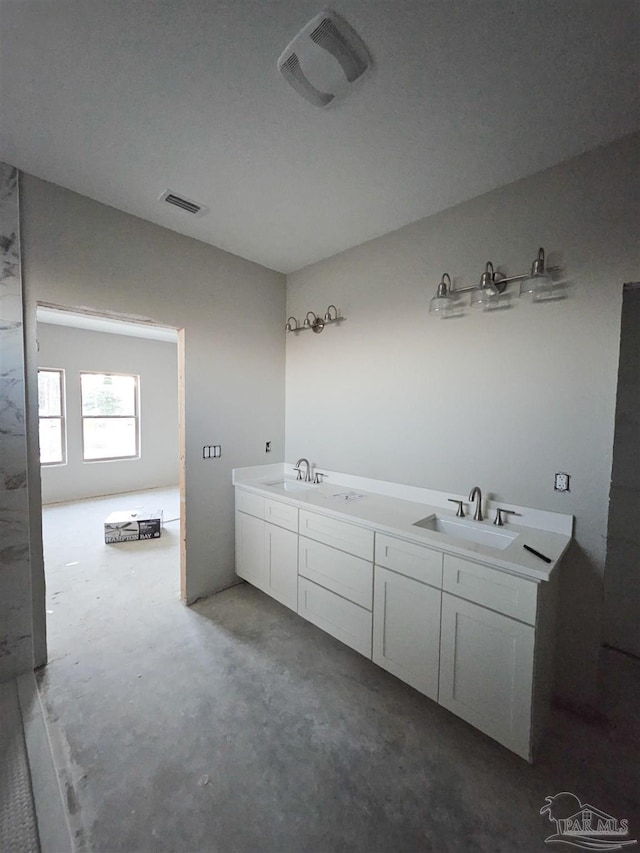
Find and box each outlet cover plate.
[554,472,570,492]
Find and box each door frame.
[26,302,187,669]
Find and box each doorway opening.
[35,304,186,666]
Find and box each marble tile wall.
[0,162,33,680]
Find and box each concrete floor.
[37,488,639,852]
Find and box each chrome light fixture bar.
[428,247,561,317]
[285,304,346,334]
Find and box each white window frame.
[80,371,140,463]
[38,368,66,466]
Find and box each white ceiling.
[2,1,638,274]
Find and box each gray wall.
[0,163,34,681]
[604,285,640,658]
[285,133,640,707]
[37,323,179,503]
[21,175,286,609]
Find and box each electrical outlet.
[265,441,272,453]
[554,472,570,492]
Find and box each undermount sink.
[413,514,517,550]
[265,479,316,493]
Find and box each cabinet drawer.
[443,554,538,625]
[235,489,265,519]
[264,499,298,533]
[298,577,372,658]
[299,537,373,610]
[375,533,443,588]
[299,509,373,560]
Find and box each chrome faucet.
[294,458,312,482]
[469,486,483,521]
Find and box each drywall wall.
[604,284,640,658]
[21,175,286,609]
[285,133,640,707]
[37,323,179,503]
[0,163,34,681]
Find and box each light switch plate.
[554,472,570,492]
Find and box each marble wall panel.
[0,162,33,681]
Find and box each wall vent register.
[159,189,209,217]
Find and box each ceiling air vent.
[159,189,208,217]
[277,9,372,108]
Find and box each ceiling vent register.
[277,9,372,108]
[159,190,208,217]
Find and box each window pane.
[83,417,137,460]
[38,370,61,416]
[81,374,136,416]
[39,419,63,464]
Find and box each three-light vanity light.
[429,247,563,318]
[285,304,346,334]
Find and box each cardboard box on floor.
[104,508,163,544]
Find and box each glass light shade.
[520,272,553,296]
[429,295,453,317]
[470,287,495,310]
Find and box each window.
[38,369,66,464]
[80,372,139,461]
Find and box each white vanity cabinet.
[234,482,561,762]
[235,491,299,612]
[373,534,443,702]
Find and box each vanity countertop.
[233,466,573,583]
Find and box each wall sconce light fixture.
[428,247,562,317]
[285,304,346,334]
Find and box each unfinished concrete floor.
[38,488,639,852]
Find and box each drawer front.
[443,554,538,625]
[375,533,443,588]
[264,498,298,533]
[235,489,265,519]
[298,577,372,658]
[299,537,373,610]
[299,510,374,560]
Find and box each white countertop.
[233,466,573,583]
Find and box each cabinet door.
[235,511,267,592]
[265,522,298,612]
[373,566,441,701]
[439,593,534,760]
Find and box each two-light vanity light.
[285,304,346,334]
[429,248,563,318]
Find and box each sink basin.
[413,514,517,550]
[264,479,316,493]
